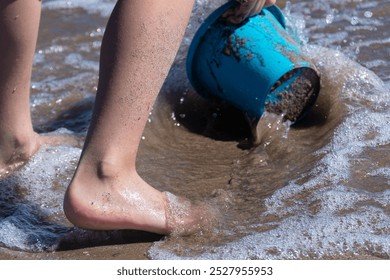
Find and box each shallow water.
[0,0,389,259]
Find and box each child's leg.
[0,1,76,177]
[0,0,42,175]
[63,0,202,234]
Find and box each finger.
[223,0,267,24]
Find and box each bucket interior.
[265,67,321,122]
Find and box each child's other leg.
[0,1,78,177]
[0,0,42,175]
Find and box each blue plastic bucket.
[187,2,320,122]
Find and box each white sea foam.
[151,182,390,259]
[0,132,81,251]
[0,219,31,252]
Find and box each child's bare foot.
[0,131,80,178]
[63,165,217,235]
[0,132,41,177]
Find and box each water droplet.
[325,14,334,24]
[355,47,360,55]
[350,17,359,25]
[364,11,373,18]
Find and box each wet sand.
[0,240,151,260]
[0,245,149,260]
[1,242,383,260]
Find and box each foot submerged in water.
[0,131,80,178]
[64,167,218,235]
[164,191,219,236]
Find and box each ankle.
[0,131,40,165]
[96,160,124,180]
